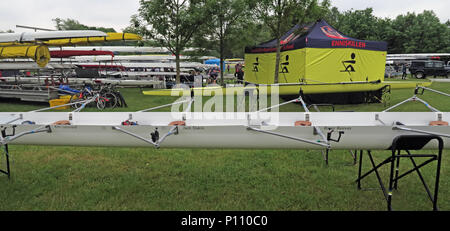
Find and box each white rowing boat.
[0,30,107,43]
[1,112,449,150]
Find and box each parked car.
[445,61,450,74]
[409,60,449,79]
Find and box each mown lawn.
[0,80,449,211]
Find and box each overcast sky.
[0,0,448,33]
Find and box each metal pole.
[414,97,440,112]
[137,99,190,112]
[72,95,99,112]
[406,150,434,203]
[297,95,310,113]
[433,139,443,211]
[418,87,450,98]
[382,96,415,112]
[30,98,92,112]
[112,126,157,147]
[393,126,450,138]
[387,149,396,211]
[0,126,51,145]
[257,98,299,112]
[4,144,10,179]
[4,114,23,124]
[357,150,363,189]
[156,126,178,148]
[247,126,329,148]
[394,150,401,190]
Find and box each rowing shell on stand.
[1,112,449,150]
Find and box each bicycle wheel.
[96,98,106,110]
[70,94,85,109]
[101,92,118,108]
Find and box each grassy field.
[0,80,449,211]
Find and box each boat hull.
[1,112,449,150]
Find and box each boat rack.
[0,83,58,102]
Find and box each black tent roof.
[245,19,387,53]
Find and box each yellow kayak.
[142,81,433,96]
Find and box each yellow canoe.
[142,81,433,96]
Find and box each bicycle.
[69,85,111,110]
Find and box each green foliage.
[390,11,450,53]
[131,0,210,83]
[328,9,450,54]
[52,18,116,33]
[135,0,208,53]
[332,8,382,41]
[0,29,14,33]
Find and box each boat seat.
[294,121,312,126]
[169,121,186,126]
[429,121,448,126]
[52,120,71,125]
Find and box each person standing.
[234,63,244,82]
[402,64,407,79]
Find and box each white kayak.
[0,112,449,150]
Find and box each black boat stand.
[0,128,12,179]
[0,144,11,179]
[356,135,443,211]
[0,125,52,180]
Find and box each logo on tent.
[253,57,259,72]
[320,26,347,39]
[341,53,356,75]
[279,55,290,74]
[280,34,295,45]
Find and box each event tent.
[244,19,388,86]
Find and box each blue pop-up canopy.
[204,58,226,70]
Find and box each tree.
[0,29,14,33]
[390,11,450,53]
[132,0,209,84]
[52,18,116,32]
[253,0,331,83]
[190,2,272,59]
[203,0,249,85]
[329,8,450,54]
[332,8,382,41]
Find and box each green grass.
[0,81,450,211]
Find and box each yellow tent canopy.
[244,20,388,86]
